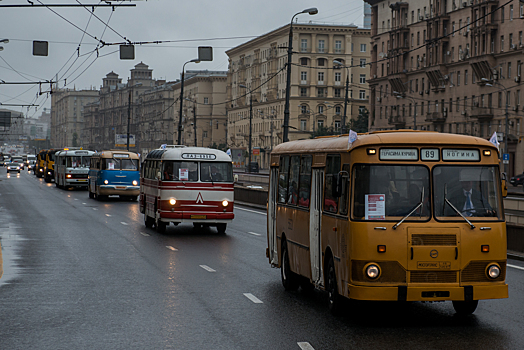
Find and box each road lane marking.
[297,342,315,350]
[200,265,216,272]
[166,246,178,251]
[92,208,98,211]
[105,214,112,217]
[248,232,262,236]
[234,206,267,215]
[508,264,524,271]
[243,293,263,303]
[82,203,87,205]
[120,222,128,225]
[140,232,150,237]
[74,199,78,200]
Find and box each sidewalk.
[508,250,524,262]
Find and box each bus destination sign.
[182,153,216,160]
[442,149,479,161]
[379,148,418,160]
[113,153,130,158]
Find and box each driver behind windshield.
[447,169,493,217]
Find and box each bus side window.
[324,154,341,213]
[278,156,290,203]
[298,155,312,208]
[339,164,350,215]
[287,156,300,205]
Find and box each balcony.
[388,115,406,128]
[469,106,494,121]
[425,112,447,123]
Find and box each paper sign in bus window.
[365,194,385,220]
[179,168,189,181]
[108,162,115,170]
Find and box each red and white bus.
[139,145,235,233]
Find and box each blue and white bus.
[88,150,140,201]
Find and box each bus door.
[309,168,324,287]
[268,167,279,266]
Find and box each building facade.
[366,0,524,176]
[50,88,99,148]
[172,70,228,149]
[226,23,371,169]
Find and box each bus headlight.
[222,200,229,207]
[132,180,138,186]
[486,264,501,279]
[104,180,109,184]
[169,198,176,206]
[365,264,380,279]
[66,174,72,178]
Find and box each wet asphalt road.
[1,170,524,350]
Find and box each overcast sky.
[0,0,366,118]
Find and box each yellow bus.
[267,130,508,315]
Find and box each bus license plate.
[78,179,87,181]
[116,186,125,189]
[191,215,206,219]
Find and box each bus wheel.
[89,190,94,199]
[452,300,478,315]
[144,215,154,228]
[327,257,342,315]
[216,223,227,234]
[156,220,167,233]
[281,240,299,291]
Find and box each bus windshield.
[200,162,233,182]
[103,158,138,171]
[434,165,501,220]
[353,165,430,220]
[162,161,198,181]
[67,156,91,168]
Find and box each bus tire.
[89,190,94,199]
[156,220,167,233]
[216,223,227,234]
[144,215,154,228]
[281,240,299,291]
[327,256,342,315]
[452,300,478,315]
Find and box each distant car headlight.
[169,198,176,205]
[39,169,43,172]
[16,167,20,170]
[222,200,229,207]
[487,264,501,279]
[104,180,109,184]
[132,180,138,186]
[365,264,380,279]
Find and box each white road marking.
[200,265,216,272]
[166,246,178,251]
[105,214,111,217]
[82,203,87,205]
[248,232,262,236]
[297,342,315,350]
[235,206,267,215]
[508,264,524,271]
[92,208,98,211]
[74,199,78,200]
[243,293,263,303]
[140,232,150,237]
[120,222,128,225]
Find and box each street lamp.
[482,77,509,175]
[127,82,142,151]
[239,84,253,172]
[0,38,8,51]
[333,59,349,134]
[177,58,200,145]
[393,91,416,130]
[283,7,318,143]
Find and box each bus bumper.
[347,283,508,301]
[159,211,234,223]
[99,185,140,196]
[66,179,89,187]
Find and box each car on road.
[510,173,524,187]
[11,157,24,170]
[6,162,20,173]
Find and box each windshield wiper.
[443,183,475,229]
[393,187,425,230]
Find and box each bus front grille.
[461,260,506,282]
[411,234,457,246]
[410,271,457,283]
[351,261,406,283]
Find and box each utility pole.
[193,105,197,147]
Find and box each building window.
[335,106,341,115]
[334,88,342,98]
[359,90,366,99]
[465,70,468,85]
[300,71,307,83]
[335,40,342,53]
[317,88,326,97]
[335,72,341,84]
[301,39,308,52]
[318,71,325,84]
[317,120,324,128]
[318,58,325,66]
[318,105,324,114]
[300,57,308,65]
[300,88,308,97]
[360,74,366,84]
[360,43,367,52]
[301,105,308,114]
[300,119,307,131]
[360,59,367,68]
[501,35,504,52]
[204,97,209,104]
[318,39,325,53]
[334,120,341,131]
[508,62,512,78]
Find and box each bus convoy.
[7,130,510,315]
[266,130,508,315]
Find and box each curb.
[508,251,524,262]
[234,201,266,211]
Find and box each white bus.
[55,149,95,189]
[140,145,235,234]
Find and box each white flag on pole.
[226,148,231,156]
[489,131,499,150]
[348,129,358,148]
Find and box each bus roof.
[146,146,231,162]
[56,150,95,157]
[271,130,498,154]
[93,150,140,159]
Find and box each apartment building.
[50,88,98,148]
[172,70,228,148]
[366,0,524,175]
[226,23,371,168]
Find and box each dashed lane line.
[508,264,524,271]
[243,293,263,304]
[234,206,267,215]
[105,214,112,217]
[199,265,216,272]
[120,222,128,225]
[139,232,150,237]
[248,232,262,236]
[297,342,315,350]
[166,246,178,251]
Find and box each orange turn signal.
[481,245,489,252]
[377,245,386,253]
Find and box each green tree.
[350,108,369,133]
